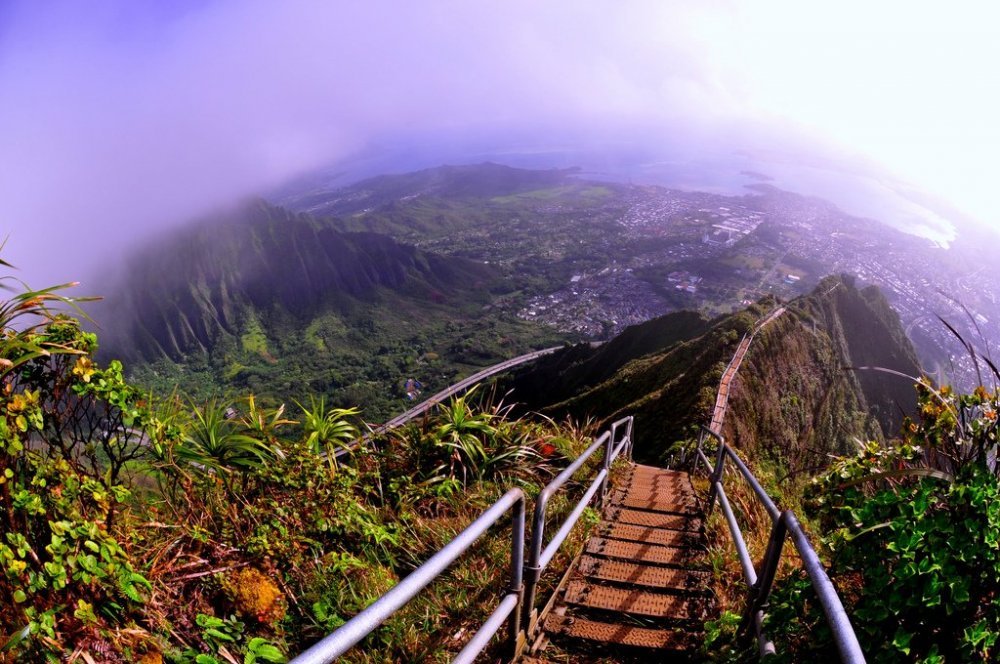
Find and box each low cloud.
[0,1,996,290]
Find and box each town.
[510,180,996,390]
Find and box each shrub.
[768,380,1000,662]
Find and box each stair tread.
[578,554,711,591]
[611,490,700,515]
[563,580,703,619]
[625,483,692,498]
[600,522,699,547]
[586,537,703,566]
[544,614,694,650]
[630,465,685,477]
[605,506,703,531]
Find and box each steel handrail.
[694,427,865,663]
[290,488,526,664]
[521,416,633,633]
[334,346,562,459]
[292,415,633,663]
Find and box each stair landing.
[526,464,715,662]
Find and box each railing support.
[522,418,630,637]
[706,439,726,514]
[290,489,526,664]
[693,426,865,662]
[743,513,787,655]
[786,512,866,664]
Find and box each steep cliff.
[101,199,494,362]
[508,275,922,469]
[96,199,567,416]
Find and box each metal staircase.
[526,464,712,661]
[290,308,867,662]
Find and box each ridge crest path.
[525,464,714,662]
[709,307,785,434]
[525,307,785,662]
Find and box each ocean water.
[482,147,957,247]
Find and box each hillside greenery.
[750,378,1000,662]
[507,275,920,469]
[11,248,1000,662]
[98,199,572,421]
[0,270,598,663]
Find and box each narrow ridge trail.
[709,307,785,434]
[524,308,786,662]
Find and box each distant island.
[740,169,774,182]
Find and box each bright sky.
[0,0,998,287]
[717,1,1000,225]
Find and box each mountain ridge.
[506,275,922,467]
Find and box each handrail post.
[521,493,546,635]
[694,428,707,472]
[599,426,614,510]
[507,496,526,659]
[521,430,612,637]
[625,416,634,460]
[706,439,726,514]
[742,512,787,653]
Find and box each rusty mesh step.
[622,485,694,502]
[563,580,700,619]
[545,614,693,650]
[601,522,699,547]
[607,507,702,531]
[578,555,710,591]
[612,491,700,515]
[626,474,689,485]
[630,465,684,478]
[585,538,696,565]
[627,468,689,481]
[624,481,692,497]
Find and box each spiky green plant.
[178,398,276,477]
[295,396,359,470]
[0,252,97,376]
[432,393,498,485]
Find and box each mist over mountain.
[94,193,571,416]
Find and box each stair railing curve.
[289,488,526,664]
[521,415,633,635]
[332,346,563,461]
[694,427,865,663]
[289,415,633,663]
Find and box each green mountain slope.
[98,199,568,416]
[507,275,921,467]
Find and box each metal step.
[585,538,698,566]
[624,481,693,498]
[578,555,711,592]
[611,490,700,515]
[600,522,698,548]
[621,484,694,501]
[630,465,685,478]
[544,614,693,650]
[626,468,690,483]
[563,581,702,620]
[605,506,702,531]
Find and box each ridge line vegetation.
[0,265,598,663]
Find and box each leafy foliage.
[0,261,593,662]
[768,380,1000,663]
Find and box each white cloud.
[0,0,996,288]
